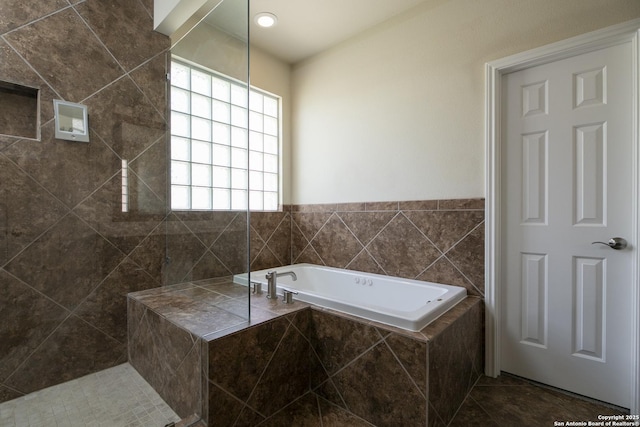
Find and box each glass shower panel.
[167,0,250,327]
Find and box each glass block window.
[170,58,280,211]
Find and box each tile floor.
[0,366,629,427]
[0,363,181,427]
[449,373,630,427]
[259,374,630,427]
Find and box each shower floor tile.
[0,363,181,427]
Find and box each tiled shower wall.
[0,0,264,403]
[0,0,170,402]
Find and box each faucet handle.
[250,281,262,294]
[281,288,298,304]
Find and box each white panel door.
[501,41,634,407]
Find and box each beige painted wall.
[291,0,640,204]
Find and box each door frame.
[485,18,640,412]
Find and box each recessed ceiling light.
[255,12,277,28]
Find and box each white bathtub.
[233,264,467,332]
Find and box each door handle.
[591,237,627,250]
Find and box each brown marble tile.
[335,202,366,212]
[4,8,123,101]
[264,214,291,265]
[75,258,159,342]
[0,384,23,404]
[234,404,267,427]
[0,153,68,266]
[189,251,233,281]
[129,52,168,119]
[446,225,484,293]
[0,134,19,152]
[161,341,202,419]
[129,307,198,401]
[417,256,481,297]
[208,317,289,402]
[309,310,382,376]
[345,250,386,275]
[128,309,165,392]
[196,279,248,299]
[365,201,399,211]
[294,245,325,266]
[260,393,320,427]
[338,211,396,246]
[127,223,166,285]
[247,325,310,417]
[428,401,448,427]
[251,246,283,272]
[447,397,499,427]
[4,123,120,208]
[385,333,428,395]
[318,397,375,427]
[333,341,426,426]
[4,213,124,310]
[250,211,287,243]
[74,0,169,71]
[165,215,210,284]
[0,0,69,34]
[130,285,204,313]
[463,303,484,385]
[421,297,480,341]
[405,210,484,252]
[174,211,238,248]
[367,213,441,278]
[176,285,231,306]
[84,76,166,160]
[169,303,247,337]
[138,0,154,17]
[207,382,247,427]
[292,212,331,241]
[129,136,167,205]
[0,269,68,382]
[5,315,124,394]
[127,297,147,352]
[291,221,310,262]
[74,173,164,255]
[248,294,310,318]
[201,321,255,342]
[145,308,197,371]
[399,200,439,210]
[289,309,312,339]
[291,204,337,213]
[428,300,482,425]
[468,381,626,426]
[310,214,363,268]
[312,376,347,410]
[250,226,267,264]
[209,213,249,275]
[438,198,484,210]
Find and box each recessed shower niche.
[0,80,39,140]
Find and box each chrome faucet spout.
[265,270,297,300]
[278,271,297,281]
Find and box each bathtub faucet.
[265,271,297,300]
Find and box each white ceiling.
[205,0,429,64]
